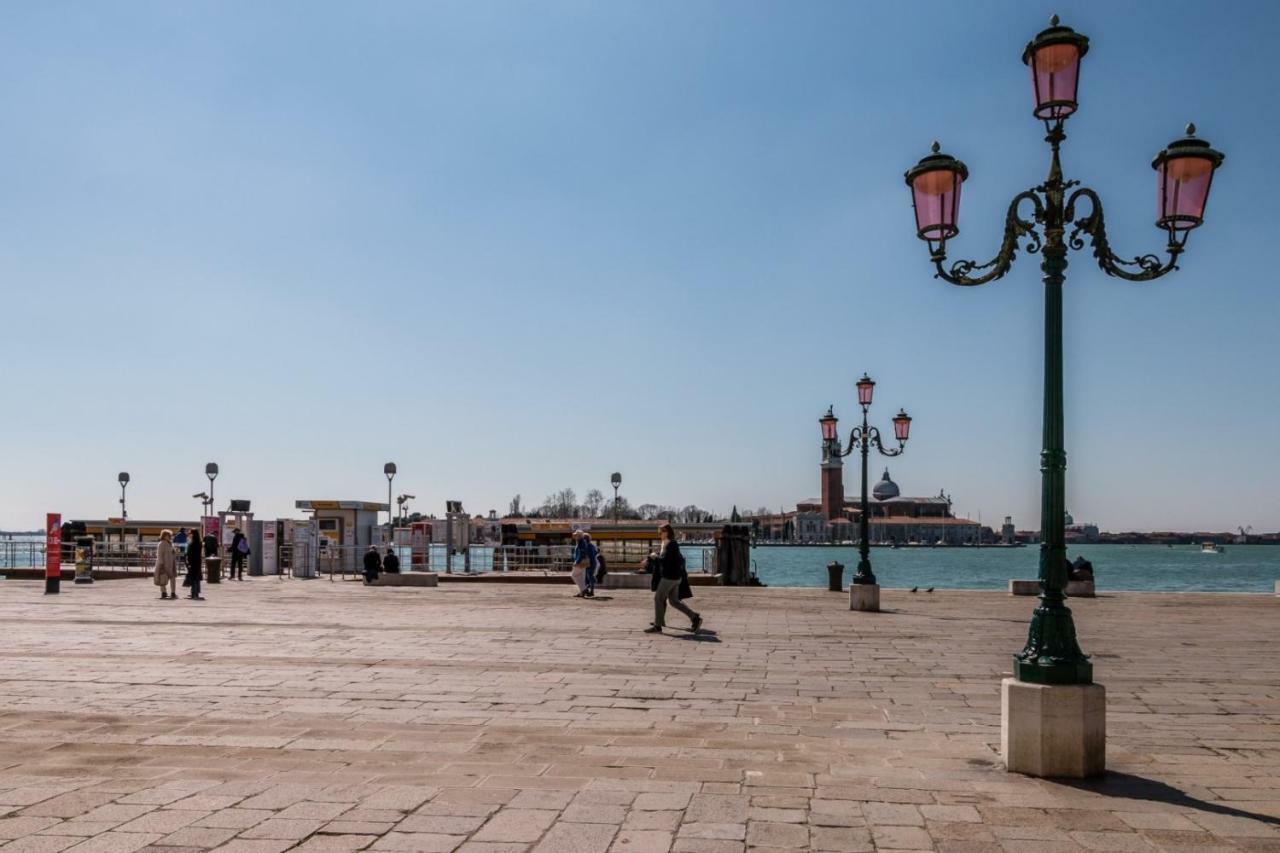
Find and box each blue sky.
[1,1,1275,533]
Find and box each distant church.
[750,412,984,544]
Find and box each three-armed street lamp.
[205,463,219,520]
[117,472,130,520]
[397,494,415,527]
[384,462,396,540]
[904,16,1224,777]
[610,472,622,524]
[819,375,911,612]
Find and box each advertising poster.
[45,513,61,579]
[410,521,430,569]
[202,515,221,542]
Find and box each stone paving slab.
[0,578,1276,851]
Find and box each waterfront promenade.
[0,581,1276,852]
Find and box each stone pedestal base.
[1066,580,1095,598]
[1001,678,1105,778]
[849,583,880,612]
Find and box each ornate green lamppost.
[820,376,912,588]
[905,17,1224,685]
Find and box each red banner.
[46,513,61,579]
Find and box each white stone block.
[849,583,880,612]
[1001,677,1105,778]
[1009,580,1039,596]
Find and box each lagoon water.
[740,544,1280,593]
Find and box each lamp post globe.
[1022,15,1089,121]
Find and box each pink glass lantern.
[1022,16,1089,121]
[1153,124,1225,232]
[856,374,875,407]
[820,407,839,442]
[892,409,912,443]
[905,143,968,243]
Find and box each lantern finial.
[1050,13,1059,25]
[930,140,940,153]
[1185,122,1196,136]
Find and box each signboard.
[260,524,278,575]
[410,521,430,569]
[202,515,221,542]
[45,513,61,594]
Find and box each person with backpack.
[228,528,250,580]
[569,530,592,598]
[644,523,701,634]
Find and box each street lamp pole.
[820,377,912,587]
[118,472,130,521]
[610,472,622,524]
[905,16,1224,686]
[205,463,219,525]
[384,462,397,543]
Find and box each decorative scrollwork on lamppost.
[819,374,912,587]
[904,16,1224,686]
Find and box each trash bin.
[74,536,95,585]
[826,561,844,592]
[205,557,222,584]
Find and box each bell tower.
[819,406,845,521]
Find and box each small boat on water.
[1200,542,1224,554]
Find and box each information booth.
[294,500,389,576]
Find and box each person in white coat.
[153,529,178,600]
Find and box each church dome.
[873,469,900,500]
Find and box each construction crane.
[1236,525,1253,544]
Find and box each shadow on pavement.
[677,629,721,643]
[1061,772,1279,827]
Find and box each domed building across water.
[749,421,988,544]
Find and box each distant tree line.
[505,489,723,524]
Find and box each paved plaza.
[0,578,1277,852]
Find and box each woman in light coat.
[153,529,178,600]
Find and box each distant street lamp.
[904,16,1223,687]
[205,463,219,521]
[397,493,415,528]
[384,462,397,540]
[118,472,130,520]
[610,472,622,524]
[819,374,912,587]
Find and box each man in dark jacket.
[185,529,204,600]
[383,547,400,574]
[363,546,382,584]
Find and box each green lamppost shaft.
[855,406,875,585]
[1015,166,1091,684]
